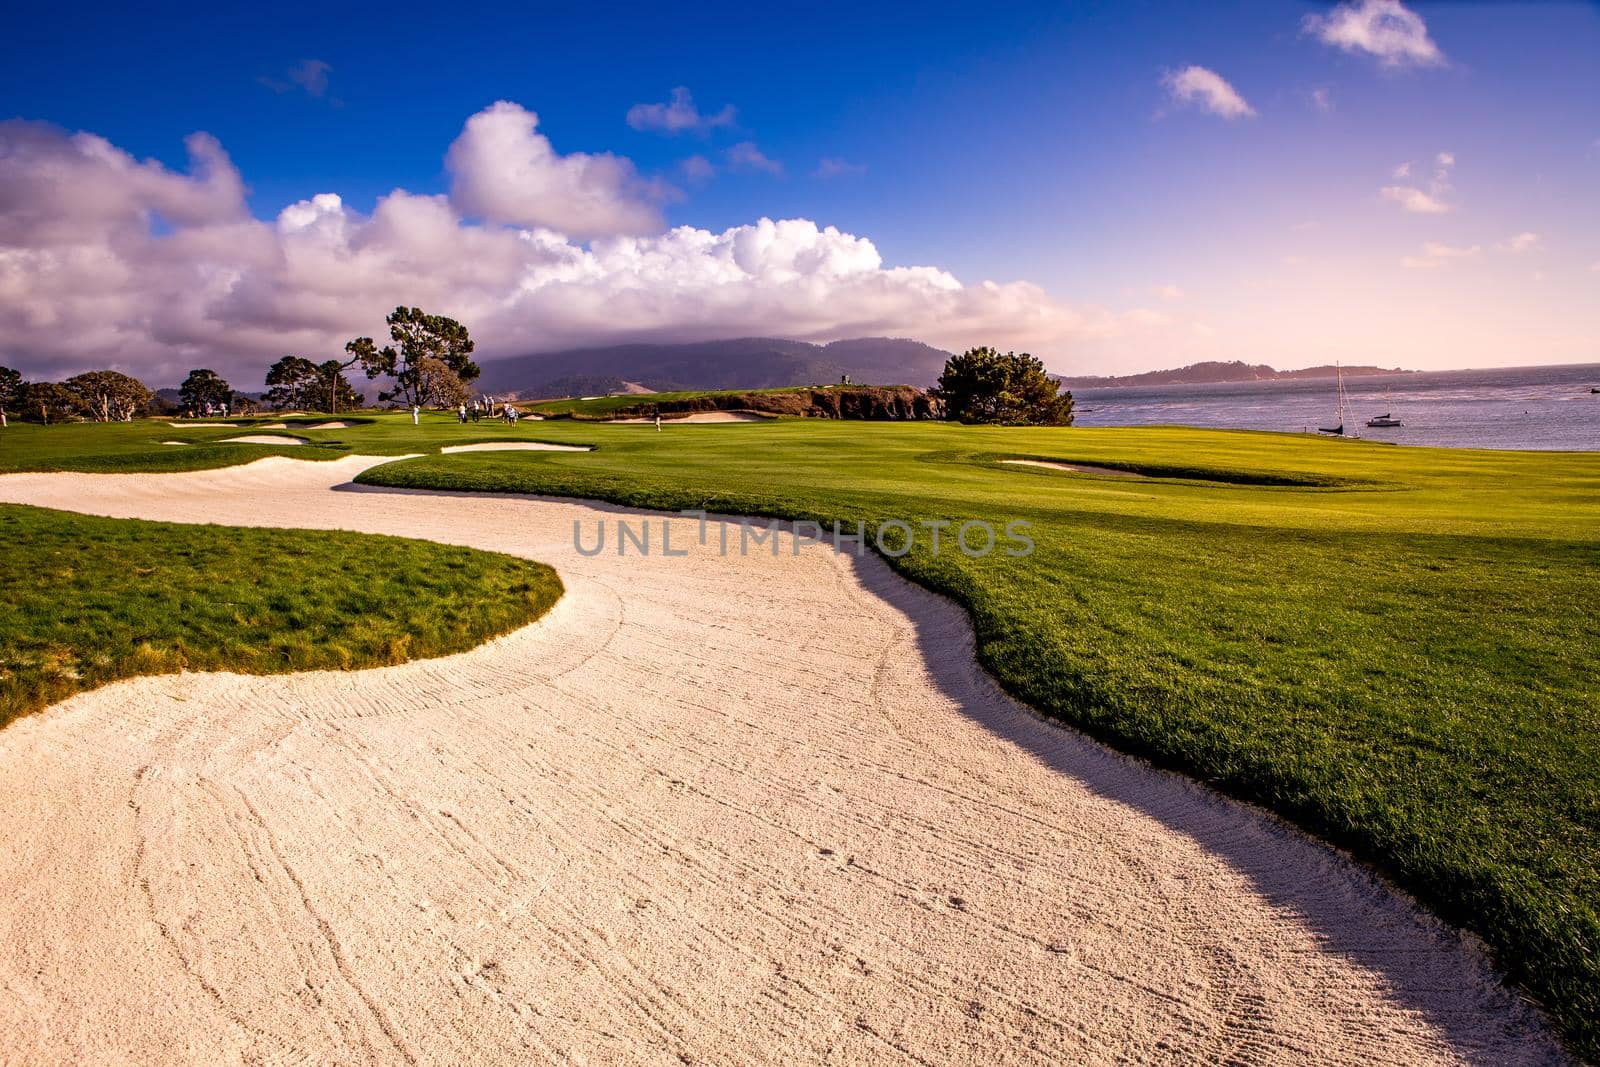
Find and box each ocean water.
[1071,363,1600,451]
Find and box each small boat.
[1365,383,1402,427]
[1591,387,1600,394]
[1319,363,1352,436]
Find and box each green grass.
[4,412,1598,1054]
[0,503,562,727]
[0,413,591,472]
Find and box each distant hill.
[479,337,953,397]
[1059,360,1410,389]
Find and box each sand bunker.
[439,442,592,454]
[0,457,1564,1064]
[616,410,774,424]
[303,420,353,429]
[259,422,287,429]
[221,434,304,446]
[160,441,187,446]
[1003,458,1146,478]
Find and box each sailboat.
[1319,362,1350,436]
[1366,383,1402,428]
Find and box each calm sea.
[1071,363,1600,451]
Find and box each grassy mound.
[995,453,1372,486]
[0,504,562,727]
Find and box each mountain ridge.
[479,337,954,396]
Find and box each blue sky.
[2,1,1597,380]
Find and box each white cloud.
[1421,241,1478,259]
[0,111,1100,385]
[1161,66,1256,119]
[1156,284,1185,301]
[679,155,716,184]
[1381,150,1454,213]
[814,157,867,179]
[1381,186,1450,214]
[1400,241,1480,268]
[445,101,666,239]
[1497,231,1541,254]
[259,58,333,98]
[1303,0,1445,68]
[625,87,736,136]
[725,141,783,175]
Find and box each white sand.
[439,442,593,454]
[616,410,774,423]
[1002,458,1146,478]
[259,422,287,429]
[0,457,1565,1065]
[160,440,187,446]
[221,434,304,446]
[304,420,353,429]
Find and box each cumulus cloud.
[1303,0,1445,68]
[0,110,1098,385]
[1400,241,1479,269]
[726,141,783,175]
[626,87,736,136]
[1381,150,1455,213]
[679,155,716,184]
[1381,186,1449,214]
[445,101,666,239]
[259,59,333,98]
[1498,231,1541,254]
[814,157,867,179]
[1161,66,1256,119]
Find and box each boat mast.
[1336,361,1346,428]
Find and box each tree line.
[0,306,483,426]
[2,316,1072,428]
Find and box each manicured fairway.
[4,412,1597,1055]
[0,414,595,472]
[0,503,562,727]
